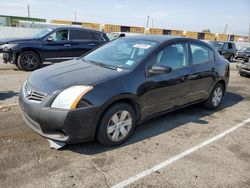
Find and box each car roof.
[123,35,214,49]
[54,26,104,34]
[124,35,180,43]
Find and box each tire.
[97,103,136,147]
[203,83,224,110]
[244,57,249,62]
[17,51,41,71]
[229,55,234,62]
[15,62,23,70]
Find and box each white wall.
[0,26,42,39]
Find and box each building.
[0,15,46,27]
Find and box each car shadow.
[0,91,19,101]
[62,91,243,155]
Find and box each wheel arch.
[95,95,142,138]
[16,49,42,63]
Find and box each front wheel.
[17,51,41,71]
[97,103,136,147]
[203,83,224,110]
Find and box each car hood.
[0,37,37,44]
[28,59,124,95]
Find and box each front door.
[42,29,73,61]
[142,42,193,117]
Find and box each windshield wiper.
[86,60,118,70]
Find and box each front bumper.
[19,86,101,144]
[2,51,16,64]
[235,53,248,59]
[239,68,250,76]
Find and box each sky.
[0,0,249,35]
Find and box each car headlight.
[0,43,18,49]
[51,86,93,110]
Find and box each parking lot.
[0,59,250,188]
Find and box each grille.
[23,82,46,103]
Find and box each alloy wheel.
[107,110,132,142]
[21,53,39,70]
[212,87,223,107]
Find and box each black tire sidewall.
[203,83,224,110]
[17,51,40,71]
[97,103,136,147]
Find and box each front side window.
[49,29,68,41]
[152,43,188,70]
[190,43,213,65]
[83,38,158,69]
[70,29,89,40]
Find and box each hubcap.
[212,87,223,107]
[107,110,132,142]
[21,54,38,70]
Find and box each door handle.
[182,74,198,81]
[64,44,71,47]
[88,43,95,46]
[188,75,198,79]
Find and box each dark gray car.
[208,41,237,62]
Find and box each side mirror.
[46,36,54,42]
[149,65,172,75]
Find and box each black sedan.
[0,27,109,71]
[19,35,230,147]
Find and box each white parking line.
[111,117,250,188]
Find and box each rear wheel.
[229,55,234,62]
[203,83,224,110]
[97,103,136,147]
[17,51,40,71]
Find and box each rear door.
[187,42,217,102]
[68,29,93,57]
[69,29,106,57]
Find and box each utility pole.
[74,11,77,22]
[27,5,30,18]
[249,24,250,42]
[151,19,154,28]
[146,15,150,28]
[223,24,228,34]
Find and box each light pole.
[27,5,30,18]
[146,15,150,28]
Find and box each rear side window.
[70,29,89,40]
[190,44,213,65]
[90,32,104,41]
[228,43,235,49]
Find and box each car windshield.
[33,29,53,38]
[208,41,224,49]
[82,38,158,70]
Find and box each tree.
[201,29,211,33]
